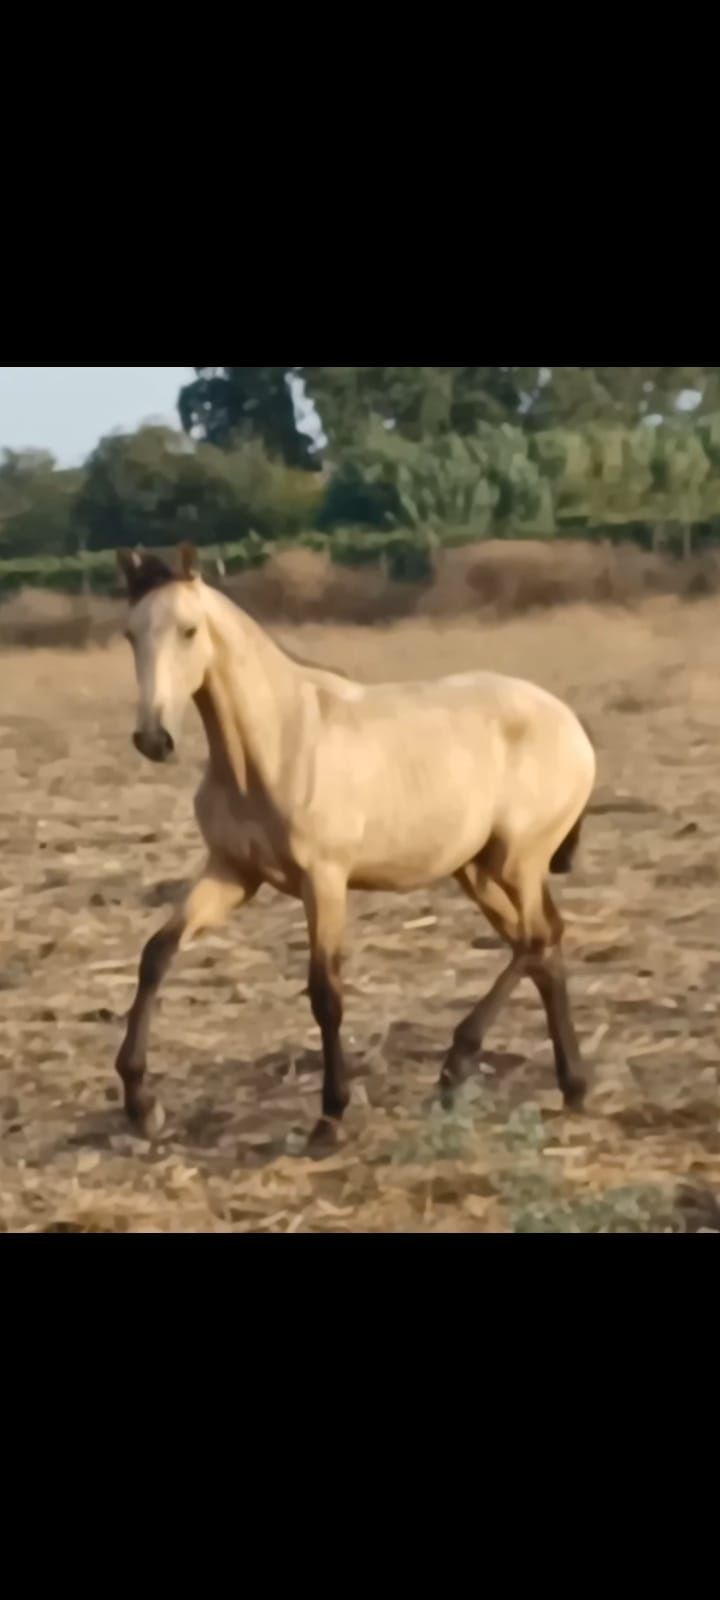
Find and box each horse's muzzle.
[133,728,175,764]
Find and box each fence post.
[78,531,90,597]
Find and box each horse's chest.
[194,778,298,890]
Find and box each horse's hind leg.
[443,863,588,1111]
[526,889,587,1109]
[439,866,527,1105]
[115,860,257,1138]
[506,872,589,1107]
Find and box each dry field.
[2,595,720,1233]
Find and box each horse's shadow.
[64,1025,531,1167]
[64,1047,321,1166]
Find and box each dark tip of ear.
[119,549,175,603]
[117,548,141,578]
[178,542,200,580]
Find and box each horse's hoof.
[129,1099,166,1141]
[307,1118,341,1159]
[438,1046,476,1111]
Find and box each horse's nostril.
[160,728,174,755]
[132,731,143,754]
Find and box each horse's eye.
[183,626,198,641]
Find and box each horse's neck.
[194,587,300,792]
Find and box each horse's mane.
[273,637,350,681]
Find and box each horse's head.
[118,543,212,763]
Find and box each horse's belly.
[349,794,493,891]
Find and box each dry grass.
[3,538,720,648]
[2,595,720,1231]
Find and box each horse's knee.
[513,878,564,951]
[527,942,570,1008]
[540,887,565,948]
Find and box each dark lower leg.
[115,922,181,1133]
[440,951,529,1100]
[530,947,587,1108]
[308,956,349,1149]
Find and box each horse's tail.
[550,717,594,877]
[550,811,586,876]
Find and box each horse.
[115,544,596,1154]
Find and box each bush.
[77,427,326,552]
[317,420,556,537]
[0,451,84,559]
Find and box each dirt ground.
[2,596,720,1233]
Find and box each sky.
[0,366,192,465]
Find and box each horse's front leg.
[115,859,258,1138]
[302,865,349,1155]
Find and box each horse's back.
[319,668,593,800]
[308,669,594,888]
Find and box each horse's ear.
[117,547,174,602]
[178,542,200,580]
[117,548,142,595]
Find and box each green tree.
[179,368,547,460]
[79,426,201,550]
[78,425,323,551]
[180,367,720,463]
[523,368,719,429]
[320,418,553,536]
[302,368,447,446]
[0,449,83,558]
[179,367,317,470]
[302,367,557,448]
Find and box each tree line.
[4,367,720,564]
[179,367,720,458]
